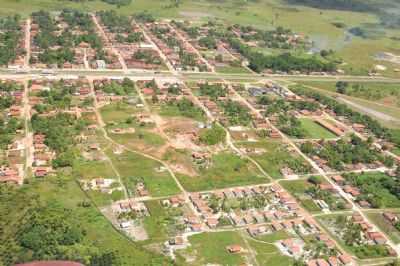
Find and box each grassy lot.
[247,237,293,266]
[237,140,312,179]
[74,159,124,206]
[255,230,292,243]
[105,148,180,197]
[176,152,268,191]
[142,200,187,244]
[366,212,400,244]
[108,130,165,149]
[100,102,138,124]
[74,159,116,180]
[216,66,251,74]
[179,231,246,265]
[299,118,337,139]
[158,104,206,122]
[2,176,167,265]
[280,179,321,213]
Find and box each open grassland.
[177,152,268,191]
[299,118,337,139]
[105,148,180,197]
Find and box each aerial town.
[1,1,400,266]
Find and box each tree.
[336,81,348,94]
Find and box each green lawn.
[176,152,268,191]
[299,118,337,139]
[105,148,180,197]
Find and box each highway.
[2,67,400,83]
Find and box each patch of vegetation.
[300,134,394,171]
[343,171,400,208]
[0,177,168,265]
[199,123,226,145]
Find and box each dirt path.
[239,230,260,266]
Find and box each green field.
[177,152,268,191]
[100,102,139,124]
[177,230,293,265]
[237,140,312,179]
[179,231,246,265]
[299,118,337,139]
[105,148,180,197]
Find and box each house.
[206,218,219,228]
[331,175,345,185]
[383,212,398,224]
[338,254,352,265]
[35,168,48,177]
[226,245,242,254]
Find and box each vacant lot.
[237,140,312,179]
[299,118,337,139]
[179,231,246,265]
[177,152,268,191]
[105,148,180,197]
